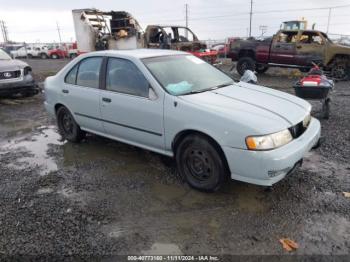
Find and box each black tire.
[27,54,33,59]
[175,134,228,192]
[236,57,256,75]
[255,64,269,74]
[57,106,85,142]
[22,91,37,97]
[40,53,48,59]
[322,99,330,119]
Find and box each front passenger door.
[270,31,298,65]
[100,57,164,151]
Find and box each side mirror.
[149,86,158,100]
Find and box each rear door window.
[76,57,103,88]
[65,65,78,85]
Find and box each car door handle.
[102,97,112,103]
[62,89,69,94]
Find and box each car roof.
[100,49,188,59]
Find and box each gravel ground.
[0,59,349,260]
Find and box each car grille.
[0,70,21,80]
[289,121,306,139]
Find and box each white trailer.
[72,9,143,53]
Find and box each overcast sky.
[0,0,349,43]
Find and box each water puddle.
[0,126,64,175]
[302,151,349,177]
[36,187,54,195]
[57,187,87,206]
[142,243,182,255]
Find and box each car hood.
[0,59,28,71]
[179,82,311,133]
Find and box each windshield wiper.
[212,82,234,89]
[182,82,234,95]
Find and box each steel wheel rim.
[184,148,213,182]
[61,112,74,135]
[333,64,346,79]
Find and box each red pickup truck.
[228,29,350,80]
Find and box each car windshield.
[0,49,11,60]
[143,55,234,96]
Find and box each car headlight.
[246,129,293,151]
[303,113,311,128]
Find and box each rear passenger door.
[61,56,104,133]
[99,57,164,151]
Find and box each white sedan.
[44,49,321,191]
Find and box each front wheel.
[236,57,256,76]
[176,134,228,192]
[57,106,85,142]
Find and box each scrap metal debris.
[342,192,350,198]
[279,238,299,251]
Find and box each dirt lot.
[0,59,349,259]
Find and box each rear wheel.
[236,57,256,76]
[57,106,85,142]
[40,53,48,59]
[176,134,228,192]
[330,58,350,80]
[255,64,269,74]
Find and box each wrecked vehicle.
[143,25,217,63]
[228,29,350,80]
[72,9,217,63]
[44,49,321,191]
[0,48,38,97]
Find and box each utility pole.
[56,21,62,44]
[326,8,332,34]
[249,0,253,37]
[0,20,9,43]
[185,3,189,38]
[185,4,189,28]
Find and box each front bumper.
[222,117,321,186]
[0,74,39,95]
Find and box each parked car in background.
[47,47,68,59]
[1,44,23,55]
[10,45,49,59]
[44,49,321,191]
[0,48,39,97]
